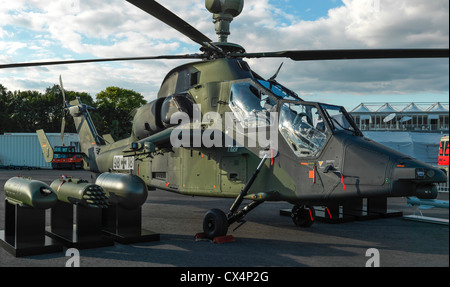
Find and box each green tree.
[1,85,64,133]
[0,84,145,139]
[0,84,13,133]
[7,89,46,132]
[95,87,146,140]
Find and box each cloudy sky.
[0,0,448,110]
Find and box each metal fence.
[358,123,449,132]
[438,178,449,193]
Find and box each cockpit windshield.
[229,81,277,128]
[228,79,361,158]
[279,102,361,158]
[279,102,329,157]
[320,104,360,134]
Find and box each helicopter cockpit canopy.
[320,104,359,134]
[229,80,277,128]
[279,102,329,157]
[161,93,196,128]
[279,101,361,158]
[228,79,361,157]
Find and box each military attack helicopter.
[1,0,449,239]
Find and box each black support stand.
[46,201,114,249]
[342,198,381,221]
[314,204,355,224]
[281,197,402,224]
[367,197,403,218]
[102,204,160,244]
[0,200,62,257]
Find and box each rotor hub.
[201,42,246,56]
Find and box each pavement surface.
[0,169,448,267]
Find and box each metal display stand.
[102,204,160,244]
[341,198,381,221]
[319,198,402,222]
[46,201,114,249]
[314,204,356,224]
[403,201,449,226]
[403,213,449,225]
[367,197,403,218]
[0,200,62,257]
[281,197,402,224]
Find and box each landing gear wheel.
[203,209,229,239]
[291,205,315,227]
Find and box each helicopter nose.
[391,160,447,199]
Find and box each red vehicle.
[52,145,83,170]
[438,136,449,167]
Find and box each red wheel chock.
[194,233,235,244]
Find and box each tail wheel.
[203,209,229,239]
[291,205,315,227]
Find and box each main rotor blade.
[126,0,212,48]
[236,49,449,61]
[0,54,202,69]
[59,75,66,105]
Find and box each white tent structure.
[350,102,449,132]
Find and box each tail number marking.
[113,156,134,170]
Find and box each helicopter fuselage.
[70,58,446,207]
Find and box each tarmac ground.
[0,169,448,268]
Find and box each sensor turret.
[205,0,244,42]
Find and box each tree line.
[0,84,147,140]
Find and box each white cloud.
[231,0,449,106]
[0,27,13,39]
[0,41,27,55]
[341,0,449,47]
[0,0,448,109]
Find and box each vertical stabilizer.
[36,129,54,163]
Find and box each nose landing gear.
[202,155,269,239]
[202,209,229,239]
